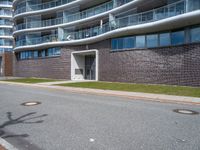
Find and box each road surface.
[0,83,200,150]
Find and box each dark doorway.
[85,55,96,80]
[0,57,2,76]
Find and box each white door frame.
[71,49,99,81]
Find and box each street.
[0,83,200,150]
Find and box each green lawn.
[5,78,58,84]
[58,82,200,97]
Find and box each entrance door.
[85,55,96,80]
[0,57,2,76]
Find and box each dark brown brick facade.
[97,42,200,87]
[0,52,13,76]
[14,40,200,87]
[13,49,72,79]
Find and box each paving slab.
[0,77,22,81]
[36,80,93,85]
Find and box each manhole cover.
[173,109,199,115]
[21,101,41,106]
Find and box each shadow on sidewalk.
[0,112,47,139]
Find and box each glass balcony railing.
[15,0,132,31]
[0,31,13,36]
[64,1,114,23]
[0,9,12,16]
[63,0,195,40]
[0,1,12,6]
[16,34,58,47]
[16,17,63,30]
[14,0,132,15]
[14,0,76,15]
[0,19,12,26]
[15,0,200,48]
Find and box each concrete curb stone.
[0,138,18,150]
[0,81,200,105]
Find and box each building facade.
[13,0,200,86]
[0,0,13,76]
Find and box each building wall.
[4,52,13,76]
[13,50,71,79]
[14,40,200,86]
[0,52,13,76]
[96,40,200,87]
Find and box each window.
[159,33,171,46]
[136,35,145,48]
[171,30,185,45]
[188,0,200,11]
[111,25,200,51]
[33,51,38,58]
[111,39,118,50]
[191,26,200,43]
[18,47,61,60]
[124,37,135,49]
[147,34,158,48]
[117,38,124,49]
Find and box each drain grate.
[21,101,41,106]
[173,109,199,115]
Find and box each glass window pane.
[111,39,118,50]
[188,0,200,11]
[159,33,171,46]
[136,35,145,48]
[191,26,200,43]
[33,51,38,58]
[117,38,124,49]
[171,30,185,45]
[147,34,158,48]
[124,37,135,49]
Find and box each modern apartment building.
[13,0,200,86]
[0,0,13,76]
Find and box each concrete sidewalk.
[0,81,200,105]
[0,77,22,81]
[36,80,93,85]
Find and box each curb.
[0,81,200,105]
[0,138,18,150]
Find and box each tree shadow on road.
[0,112,48,139]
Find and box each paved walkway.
[0,77,22,81]
[36,80,93,85]
[0,81,200,105]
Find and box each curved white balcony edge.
[0,36,13,39]
[0,25,13,28]
[13,0,141,20]
[0,5,12,8]
[14,0,82,19]
[0,46,13,48]
[0,15,12,19]
[13,0,142,35]
[14,10,200,52]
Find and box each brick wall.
[95,41,200,87]
[4,52,13,76]
[0,52,13,76]
[13,40,200,86]
[13,49,72,79]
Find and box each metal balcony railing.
[15,0,200,47]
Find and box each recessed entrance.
[71,50,98,81]
[0,57,2,76]
[85,55,96,80]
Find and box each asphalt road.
[0,83,200,150]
